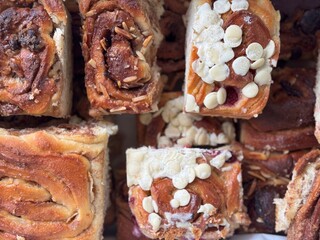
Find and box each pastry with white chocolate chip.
[184,0,280,119]
[127,147,250,239]
[138,92,235,148]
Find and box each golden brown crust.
[239,144,306,233]
[275,150,320,239]
[240,121,319,152]
[0,0,72,117]
[128,147,250,240]
[248,67,316,132]
[79,0,164,116]
[0,121,116,239]
[185,0,280,119]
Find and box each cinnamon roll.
[127,147,250,239]
[275,149,320,239]
[184,0,280,119]
[138,92,235,148]
[0,120,118,239]
[0,0,72,117]
[79,0,164,117]
[240,146,306,233]
[241,67,318,151]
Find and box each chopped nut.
[133,95,147,102]
[88,59,97,68]
[85,10,96,17]
[122,21,129,31]
[115,26,133,39]
[110,106,126,113]
[123,76,138,83]
[136,51,146,61]
[100,38,107,51]
[143,35,153,47]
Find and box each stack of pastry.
[1,0,320,239]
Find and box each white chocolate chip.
[197,204,216,218]
[246,42,264,61]
[204,92,219,109]
[158,136,173,148]
[139,174,153,191]
[192,59,210,79]
[193,3,222,33]
[152,200,159,213]
[217,133,229,144]
[250,58,265,69]
[222,122,236,141]
[185,94,200,113]
[185,126,198,142]
[224,25,242,48]
[254,69,272,86]
[242,82,259,98]
[184,166,196,183]
[176,137,192,147]
[164,125,181,138]
[217,87,227,105]
[210,150,232,169]
[209,64,230,82]
[194,128,210,145]
[196,25,224,45]
[142,196,154,213]
[231,0,249,11]
[170,199,180,209]
[171,117,180,127]
[148,213,162,232]
[209,133,218,146]
[172,175,188,189]
[213,0,231,14]
[177,113,193,127]
[174,189,191,207]
[139,113,153,125]
[264,40,276,59]
[195,163,211,179]
[232,56,250,76]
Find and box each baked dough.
[275,150,320,239]
[0,0,72,117]
[137,92,235,148]
[127,147,250,239]
[79,0,164,117]
[184,0,280,119]
[0,120,117,239]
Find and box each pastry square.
[184,0,280,118]
[127,147,250,239]
[79,0,164,116]
[138,92,235,148]
[275,150,320,240]
[0,120,117,239]
[0,0,72,117]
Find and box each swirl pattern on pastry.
[275,150,320,239]
[79,0,164,116]
[127,147,250,239]
[184,0,280,119]
[0,121,117,239]
[0,0,72,117]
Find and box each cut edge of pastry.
[274,150,320,233]
[314,49,320,142]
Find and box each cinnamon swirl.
[0,120,117,239]
[79,0,164,117]
[127,147,250,239]
[184,0,280,119]
[0,0,72,117]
